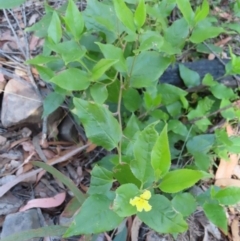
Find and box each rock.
[0,135,7,145]
[1,79,42,128]
[58,115,78,142]
[0,192,23,216]
[1,209,41,241]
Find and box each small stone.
[0,135,7,145]
[0,192,23,216]
[1,79,42,128]
[1,209,41,241]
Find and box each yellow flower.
[129,190,152,212]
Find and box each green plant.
[23,0,240,239]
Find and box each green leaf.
[48,11,62,43]
[123,114,140,138]
[162,18,189,54]
[0,0,27,9]
[26,55,59,65]
[25,13,52,38]
[179,64,201,88]
[113,183,139,217]
[83,0,125,43]
[113,0,136,32]
[187,134,215,154]
[193,152,212,171]
[50,68,90,91]
[32,161,87,203]
[127,52,171,88]
[65,0,84,40]
[176,0,194,26]
[194,0,209,24]
[123,88,142,112]
[92,59,118,81]
[0,226,68,241]
[220,99,236,120]
[190,25,224,43]
[197,43,222,54]
[96,43,127,73]
[138,195,188,233]
[43,92,65,118]
[172,193,196,217]
[151,124,171,180]
[138,31,163,52]
[159,169,204,193]
[46,40,86,64]
[88,165,113,195]
[203,202,227,234]
[213,187,240,205]
[158,84,187,105]
[122,114,140,156]
[168,120,188,136]
[202,73,217,87]
[134,0,146,29]
[35,66,55,83]
[90,83,108,104]
[131,123,158,184]
[210,84,236,99]
[64,194,123,236]
[72,98,121,151]
[113,163,141,187]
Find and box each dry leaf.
[19,192,66,212]
[215,124,238,180]
[0,144,89,197]
[131,216,142,241]
[215,178,240,188]
[231,218,240,241]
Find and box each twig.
[189,102,235,124]
[21,5,47,143]
[0,67,28,83]
[3,9,26,58]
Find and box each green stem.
[117,74,124,164]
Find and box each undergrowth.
[2,0,240,240]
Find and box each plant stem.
[117,74,124,164]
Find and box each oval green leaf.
[50,68,90,91]
[213,187,240,206]
[64,194,123,236]
[203,202,228,234]
[138,194,188,234]
[159,169,204,193]
[113,183,139,217]
[151,124,171,180]
[72,98,121,151]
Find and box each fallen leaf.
[231,218,240,241]
[86,141,97,153]
[215,178,240,188]
[0,144,89,197]
[215,124,238,180]
[233,165,240,179]
[131,216,142,241]
[19,192,66,212]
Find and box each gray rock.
[0,192,23,216]
[1,209,41,241]
[1,79,42,127]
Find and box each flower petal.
[130,197,140,206]
[143,202,152,212]
[140,190,151,200]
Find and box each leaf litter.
[0,0,239,241]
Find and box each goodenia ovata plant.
[25,0,240,237]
